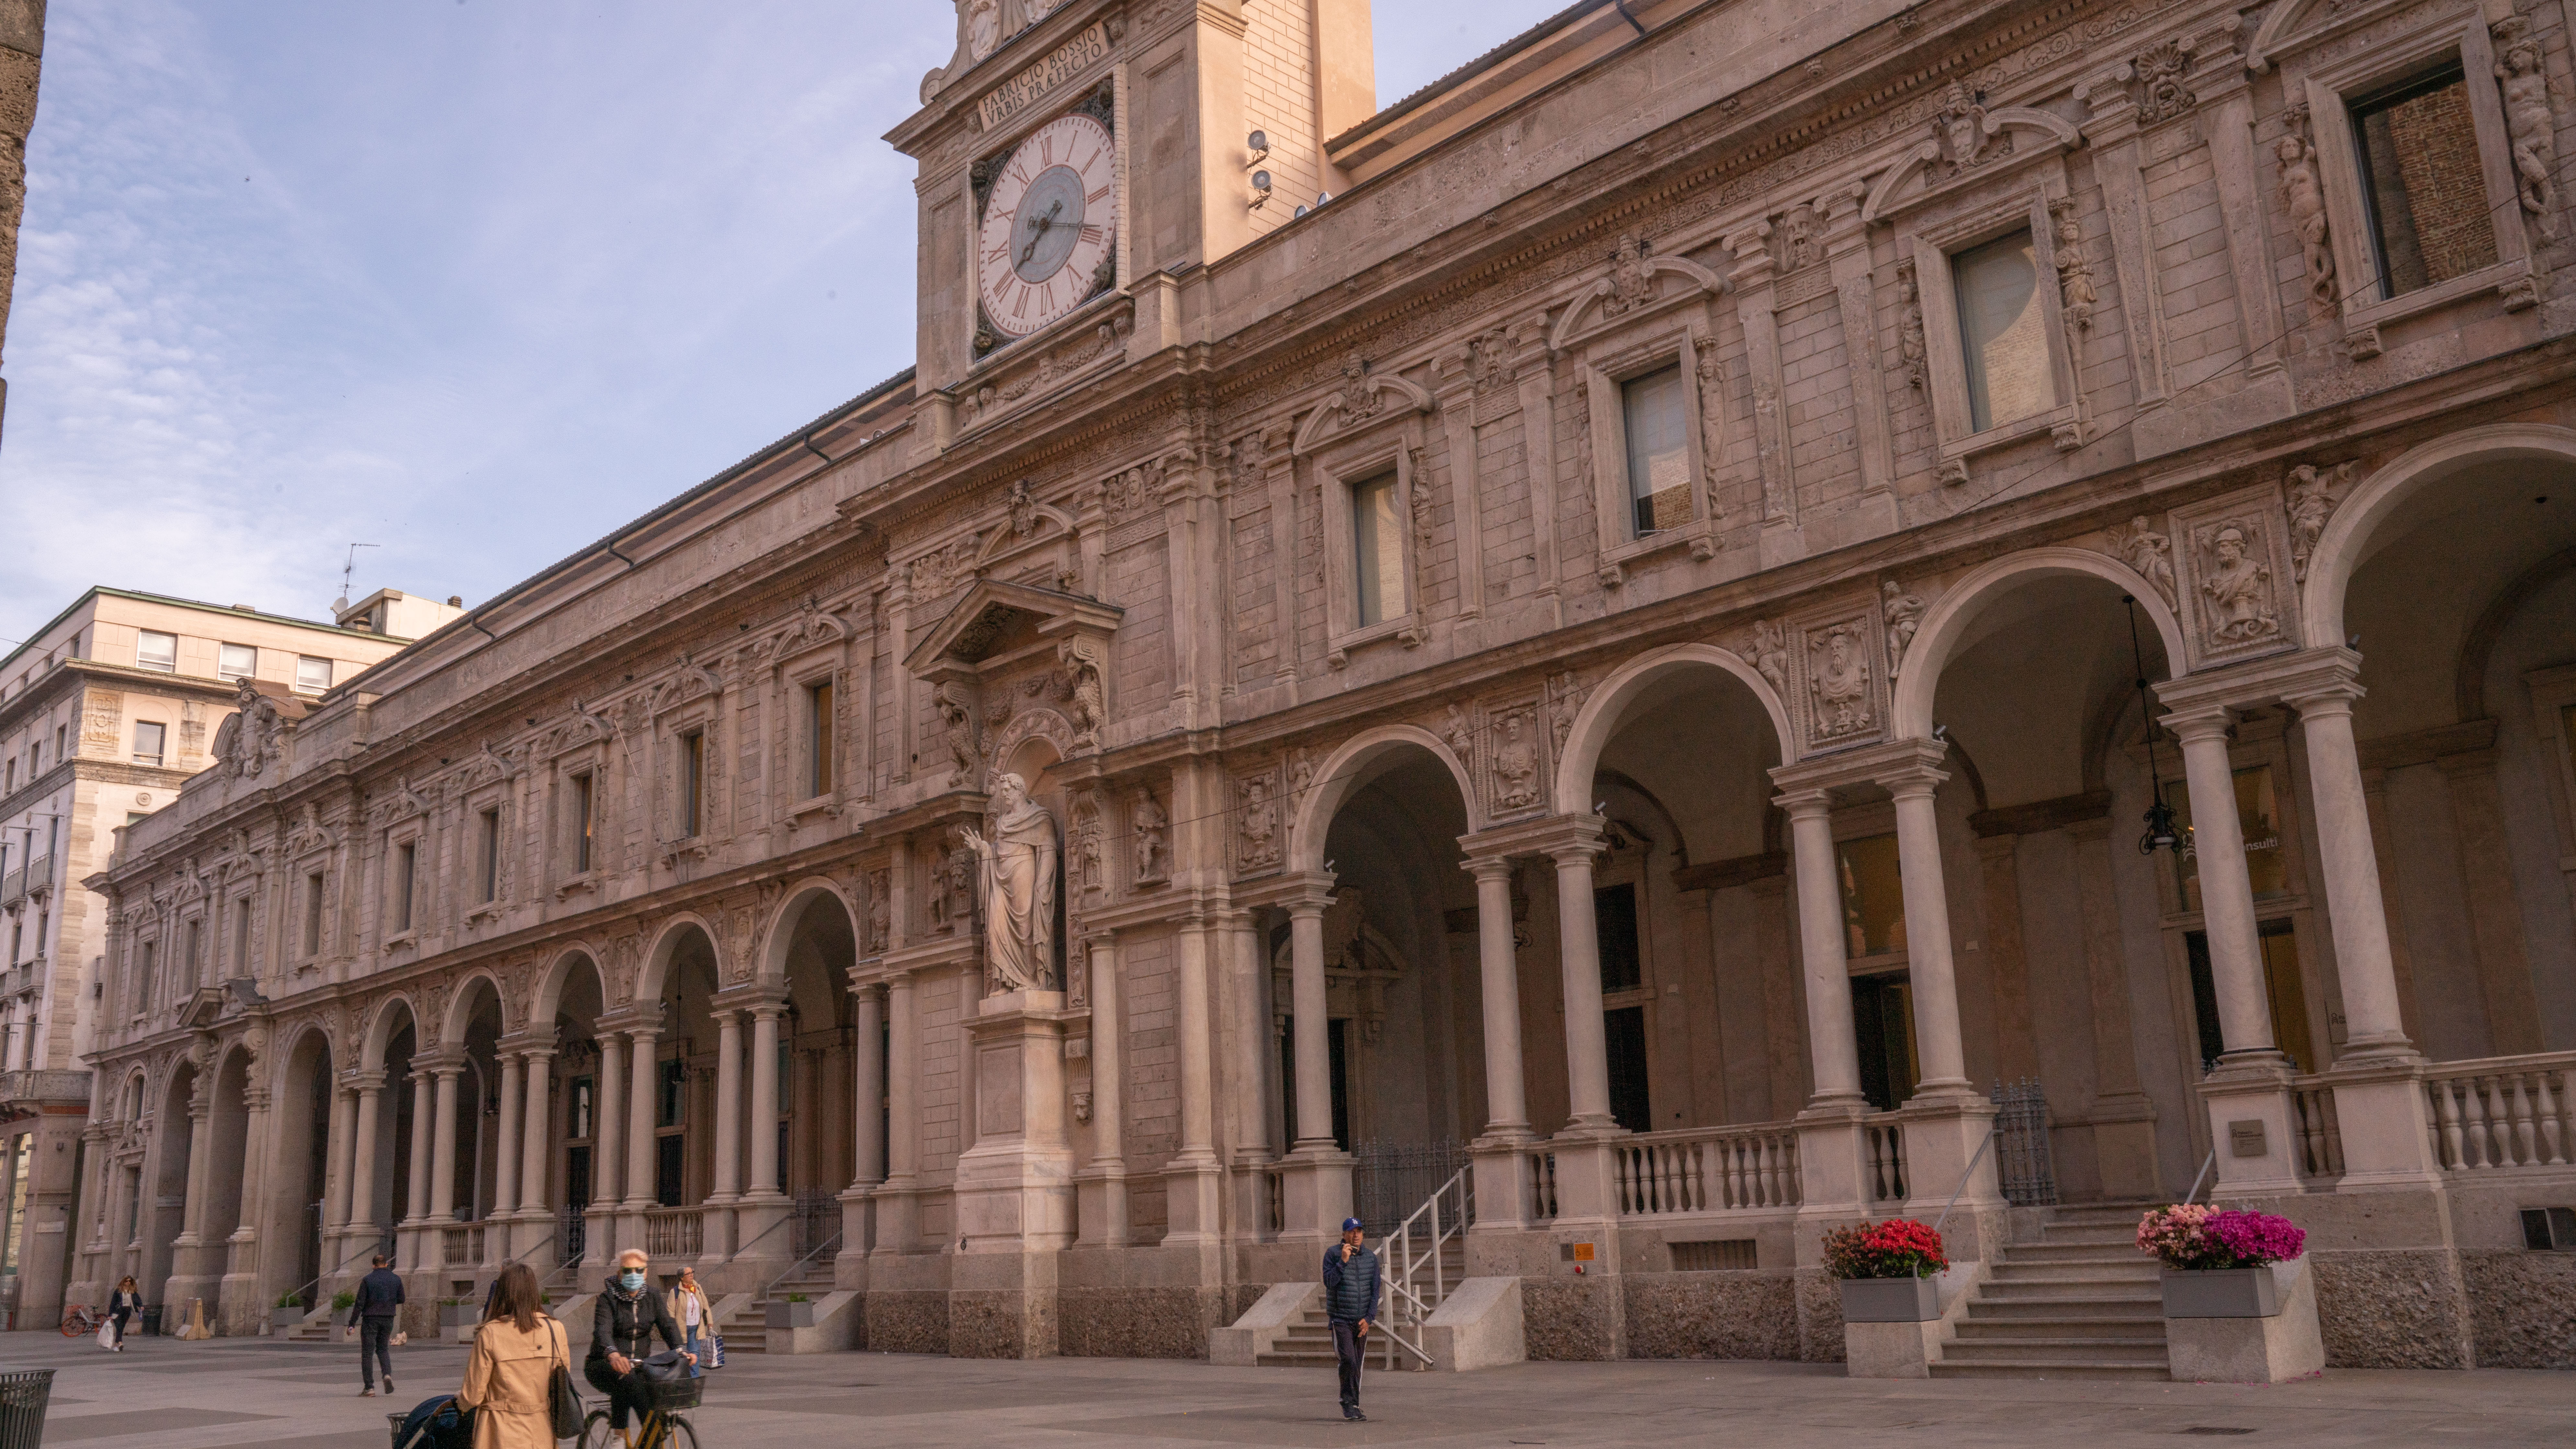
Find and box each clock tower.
[891,0,1374,411]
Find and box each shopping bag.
[706,1335,724,1370]
[96,1320,114,1349]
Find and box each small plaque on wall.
[2228,1119,2267,1158]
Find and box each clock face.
[977,111,1117,341]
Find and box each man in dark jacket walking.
[1321,1217,1380,1421]
[350,1254,405,1398]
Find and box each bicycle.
[578,1371,699,1449]
[59,1304,101,1338]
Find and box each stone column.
[1778,790,1865,1107]
[1277,882,1347,1246]
[710,1011,744,1206]
[402,1070,434,1269]
[873,972,919,1254]
[2282,670,2441,1185]
[1875,749,1972,1099]
[1164,917,1225,1244]
[324,1083,357,1245]
[851,987,885,1188]
[493,1053,524,1219]
[748,1006,785,1201]
[1075,934,1129,1246]
[624,1026,659,1210]
[429,1064,462,1224]
[2283,680,2410,1057]
[592,1033,626,1255]
[516,1048,554,1263]
[1550,840,1616,1134]
[348,1073,383,1244]
[2166,704,2301,1193]
[1468,858,1531,1138]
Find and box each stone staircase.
[1930,1203,2168,1379]
[714,1258,836,1356]
[1254,1236,1465,1372]
[285,1309,338,1344]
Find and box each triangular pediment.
[903,577,1122,677]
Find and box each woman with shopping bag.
[104,1277,140,1350]
[455,1263,569,1449]
[667,1268,714,1375]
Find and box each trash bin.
[0,1368,54,1449]
[141,1304,164,1337]
[387,1411,410,1449]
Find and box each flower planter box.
[1837,1276,1941,1323]
[438,1304,479,1329]
[271,1307,306,1330]
[2160,1267,2281,1318]
[764,1300,816,1329]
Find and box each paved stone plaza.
[6,1335,2573,1448]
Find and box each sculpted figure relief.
[965,0,1001,60]
[1880,580,1926,677]
[2285,461,2355,582]
[2199,523,2280,644]
[1894,260,1928,391]
[2112,515,2177,607]
[1809,623,1875,739]
[963,773,1058,994]
[2275,109,2336,307]
[1131,789,1169,884]
[1492,712,1540,810]
[1236,776,1280,871]
[2497,18,2557,239]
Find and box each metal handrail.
[1375,1166,1471,1369]
[730,1207,794,1261]
[1930,1125,1998,1239]
[286,1233,396,1316]
[2182,1147,2217,1205]
[763,1228,844,1300]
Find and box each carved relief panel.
[1778,597,1892,757]
[2169,485,2302,671]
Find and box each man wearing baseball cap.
[1321,1216,1381,1421]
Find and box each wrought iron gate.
[1990,1078,2058,1207]
[790,1189,838,1259]
[1351,1139,1470,1237]
[559,1204,588,1267]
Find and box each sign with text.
[978,22,1111,133]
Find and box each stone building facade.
[0,587,431,1328]
[73,0,2576,1368]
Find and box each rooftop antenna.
[334,542,380,613]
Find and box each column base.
[2200,1053,2305,1196]
[1896,1095,2002,1257]
[1160,1158,1226,1247]
[1277,1144,1352,1248]
[2320,1056,2440,1188]
[835,1185,879,1283]
[1468,1134,1538,1234]
[1792,1100,1874,1221]
[1074,1165,1131,1248]
[870,1179,922,1257]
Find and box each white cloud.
[0,1,1574,642]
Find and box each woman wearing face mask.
[584,1249,690,1442]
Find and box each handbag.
[546,1320,583,1441]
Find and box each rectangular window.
[132,720,167,766]
[302,872,324,957]
[1851,970,1920,1112]
[52,725,64,761]
[217,643,256,680]
[806,681,834,798]
[1952,229,2051,433]
[2351,62,2498,299]
[569,1077,595,1140]
[136,941,155,1014]
[294,655,332,693]
[570,774,594,875]
[1594,882,1643,992]
[477,807,501,903]
[184,919,202,989]
[134,631,178,673]
[678,731,705,838]
[393,842,416,932]
[231,897,251,976]
[1621,365,1691,537]
[1350,472,1403,627]
[2167,766,2289,913]
[1836,832,1907,957]
[1604,1005,1653,1132]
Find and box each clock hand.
[1017,199,1066,267]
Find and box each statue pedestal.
[952,990,1077,1357]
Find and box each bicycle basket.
[646,1375,703,1411]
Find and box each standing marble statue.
[964,773,1060,994]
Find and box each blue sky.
[0,2,1570,645]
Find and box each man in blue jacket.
[1321,1216,1380,1421]
[350,1254,405,1398]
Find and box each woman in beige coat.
[458,1263,568,1449]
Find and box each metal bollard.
[0,1369,54,1449]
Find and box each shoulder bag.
[546,1319,584,1441]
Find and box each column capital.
[1770,736,1949,797]
[415,1046,470,1075]
[2155,644,2363,717]
[344,1067,389,1093]
[1461,854,1517,883]
[2159,703,2236,744]
[593,1004,664,1037]
[1769,785,1835,820]
[1459,812,1604,863]
[712,981,791,1015]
